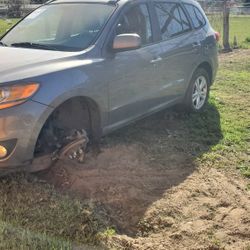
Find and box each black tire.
[183,68,210,113]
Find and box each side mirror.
[113,33,141,52]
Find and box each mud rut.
[39,109,218,233]
[38,108,250,249]
[43,144,195,235]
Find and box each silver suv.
[0,0,218,173]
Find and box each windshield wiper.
[11,42,57,51]
[0,41,8,47]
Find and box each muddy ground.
[41,52,250,250]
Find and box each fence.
[199,1,250,48]
[0,4,40,18]
[198,0,250,14]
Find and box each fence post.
[223,0,232,52]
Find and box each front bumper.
[0,100,53,173]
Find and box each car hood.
[0,46,95,83]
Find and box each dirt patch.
[40,51,250,249]
[42,139,250,249]
[45,142,195,234]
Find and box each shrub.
[245,37,250,43]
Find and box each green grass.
[209,15,250,49]
[0,19,18,37]
[0,175,110,249]
[195,52,250,177]
[230,16,250,47]
[0,221,71,250]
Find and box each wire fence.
[199,1,250,14]
[198,1,250,48]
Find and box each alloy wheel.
[192,75,208,110]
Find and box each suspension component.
[58,130,89,163]
[30,130,89,172]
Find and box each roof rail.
[45,0,120,4]
[45,0,56,4]
[108,0,121,4]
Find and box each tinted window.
[184,4,206,29]
[155,2,191,39]
[116,4,152,45]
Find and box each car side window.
[184,4,206,29]
[154,2,191,39]
[116,4,153,45]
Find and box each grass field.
[229,15,250,48]
[0,19,18,37]
[209,15,250,49]
[0,17,249,249]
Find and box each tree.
[7,0,23,18]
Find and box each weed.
[245,37,250,43]
[237,164,250,178]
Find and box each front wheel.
[184,68,210,113]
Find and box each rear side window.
[154,2,191,39]
[184,4,206,29]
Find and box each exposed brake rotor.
[58,130,89,163]
[30,130,89,172]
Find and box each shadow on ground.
[41,103,222,236]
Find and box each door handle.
[150,57,162,64]
[192,42,201,49]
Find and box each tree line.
[6,0,47,18]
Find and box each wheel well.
[34,97,101,156]
[197,62,213,85]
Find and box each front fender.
[31,65,109,129]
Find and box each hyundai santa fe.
[0,0,218,174]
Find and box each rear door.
[153,1,201,100]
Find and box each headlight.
[0,83,39,110]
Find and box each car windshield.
[1,3,115,51]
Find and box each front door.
[104,3,164,129]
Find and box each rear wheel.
[184,68,210,112]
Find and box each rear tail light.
[214,31,220,42]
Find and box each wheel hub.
[58,130,89,163]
